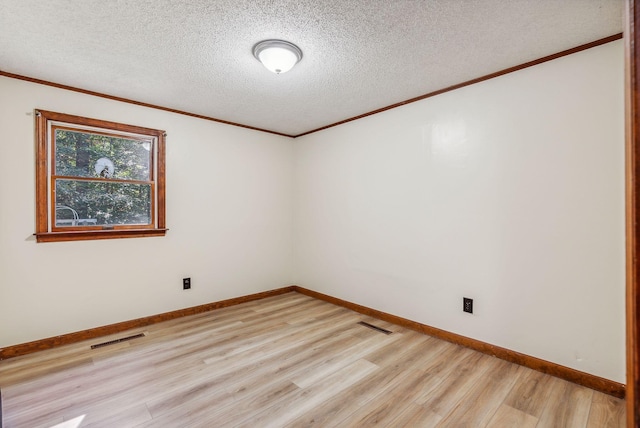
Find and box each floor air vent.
[91,333,146,349]
[357,321,392,335]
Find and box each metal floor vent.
[357,321,393,335]
[91,333,146,349]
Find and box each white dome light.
[253,40,303,74]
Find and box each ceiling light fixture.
[253,39,303,74]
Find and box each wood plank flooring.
[0,292,626,427]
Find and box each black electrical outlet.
[463,297,473,314]
[183,278,191,290]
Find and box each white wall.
[293,41,625,382]
[0,40,625,384]
[0,77,294,349]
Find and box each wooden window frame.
[35,110,167,243]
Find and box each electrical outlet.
[463,297,473,314]
[183,278,191,290]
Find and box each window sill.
[35,228,168,243]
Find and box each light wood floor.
[0,292,626,427]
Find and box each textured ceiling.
[0,0,624,136]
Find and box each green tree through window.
[35,110,166,242]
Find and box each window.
[35,110,166,242]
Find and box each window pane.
[55,129,152,181]
[55,179,151,227]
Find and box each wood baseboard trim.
[292,286,626,399]
[0,286,295,360]
[1,284,624,399]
